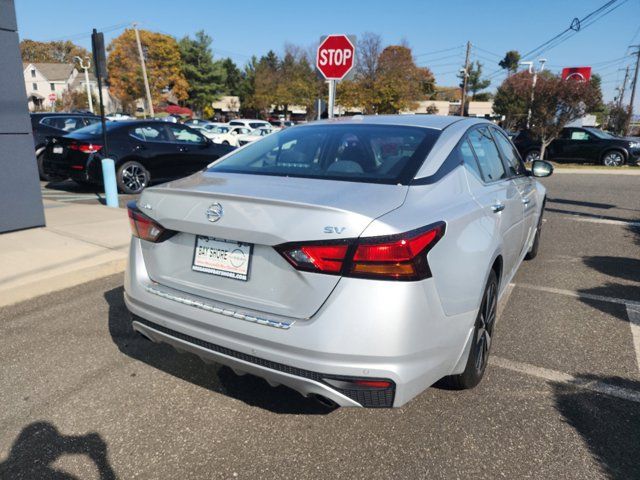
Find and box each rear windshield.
[66,121,118,137]
[207,124,439,184]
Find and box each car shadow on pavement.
[578,256,640,323]
[0,421,117,479]
[547,197,617,210]
[552,374,640,480]
[104,286,333,415]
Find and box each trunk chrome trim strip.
[143,284,295,330]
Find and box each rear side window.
[457,138,482,180]
[41,116,83,132]
[249,122,267,129]
[130,125,169,142]
[491,128,526,176]
[208,124,439,185]
[229,121,243,126]
[468,127,507,182]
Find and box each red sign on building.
[316,35,355,80]
[561,67,592,82]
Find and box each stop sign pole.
[316,35,356,118]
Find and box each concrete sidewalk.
[0,200,130,307]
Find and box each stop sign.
[316,35,355,80]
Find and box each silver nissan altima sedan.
[124,115,553,408]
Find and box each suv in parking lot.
[31,112,101,180]
[513,127,640,166]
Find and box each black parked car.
[513,127,640,166]
[42,120,235,194]
[31,112,101,180]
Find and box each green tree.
[221,58,243,96]
[459,61,491,100]
[178,31,226,115]
[499,50,521,75]
[20,39,90,64]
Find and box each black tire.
[525,205,545,260]
[222,140,230,145]
[116,160,150,195]
[441,270,498,389]
[37,152,52,182]
[601,149,625,167]
[524,149,541,163]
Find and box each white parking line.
[514,282,640,308]
[570,217,640,228]
[626,306,640,372]
[490,356,640,404]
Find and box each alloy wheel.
[525,150,540,163]
[122,164,147,192]
[474,279,497,373]
[603,151,623,167]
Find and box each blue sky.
[15,0,640,109]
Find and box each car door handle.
[178,146,189,152]
[491,203,505,213]
[522,198,531,205]
[134,144,146,151]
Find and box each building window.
[32,83,38,91]
[31,69,36,78]
[50,83,55,91]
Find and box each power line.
[42,22,130,42]
[414,45,464,58]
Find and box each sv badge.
[324,226,346,234]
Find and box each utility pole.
[74,56,93,113]
[625,45,640,136]
[460,41,471,116]
[617,66,630,109]
[133,22,154,118]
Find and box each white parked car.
[228,119,271,130]
[236,127,275,146]
[124,115,553,408]
[208,126,253,147]
[106,113,133,121]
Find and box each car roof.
[305,114,489,131]
[31,112,99,117]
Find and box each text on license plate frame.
[192,236,253,281]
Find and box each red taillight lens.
[280,244,348,273]
[276,222,445,281]
[68,142,103,153]
[127,203,175,243]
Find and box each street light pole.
[133,22,154,118]
[625,45,640,136]
[460,41,471,116]
[520,59,546,129]
[74,56,93,113]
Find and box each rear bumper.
[124,238,477,407]
[42,154,102,182]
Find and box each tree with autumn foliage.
[20,39,90,64]
[107,29,188,112]
[495,71,601,159]
[337,38,434,114]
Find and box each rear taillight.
[68,142,103,153]
[127,202,176,243]
[276,222,445,281]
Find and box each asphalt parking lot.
[2,172,639,479]
[40,180,138,208]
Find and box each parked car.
[513,127,640,166]
[30,112,101,181]
[269,120,295,130]
[124,115,553,408]
[208,125,253,147]
[42,120,235,194]
[184,119,213,127]
[105,113,133,122]
[228,119,271,130]
[236,127,275,146]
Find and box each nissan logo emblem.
[206,203,223,222]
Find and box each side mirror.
[531,160,553,178]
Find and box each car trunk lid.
[137,172,408,319]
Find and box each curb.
[0,258,126,309]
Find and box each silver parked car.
[124,115,553,408]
